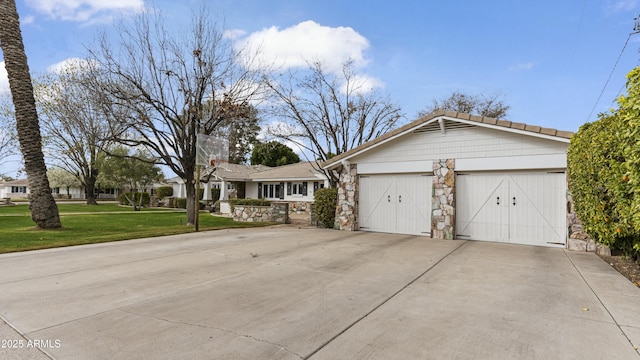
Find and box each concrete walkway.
[0,227,638,359]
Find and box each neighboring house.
[247,161,329,204]
[0,178,30,199]
[166,161,330,208]
[322,110,587,250]
[0,178,124,200]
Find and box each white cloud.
[508,62,535,72]
[235,20,370,73]
[0,62,9,95]
[341,74,384,94]
[607,0,639,13]
[46,57,97,73]
[21,15,36,25]
[25,0,144,23]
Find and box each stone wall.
[233,203,289,223]
[335,163,358,231]
[432,159,455,239]
[566,191,610,255]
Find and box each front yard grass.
[0,204,272,253]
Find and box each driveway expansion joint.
[118,309,304,359]
[304,240,469,359]
[564,250,640,356]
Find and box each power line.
[586,32,634,122]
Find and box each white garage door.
[456,172,566,247]
[358,174,432,236]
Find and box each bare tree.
[88,7,264,224]
[0,0,61,228]
[419,91,510,119]
[36,60,122,205]
[0,95,17,167]
[264,60,402,185]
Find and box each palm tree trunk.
[0,0,61,228]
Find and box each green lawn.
[0,204,273,253]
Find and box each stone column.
[335,163,358,231]
[432,159,455,239]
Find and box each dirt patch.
[597,253,640,288]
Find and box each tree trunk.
[184,174,196,226]
[85,174,98,205]
[0,0,61,229]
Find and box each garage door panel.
[359,174,432,236]
[457,175,508,242]
[396,175,431,236]
[457,172,566,247]
[359,176,395,233]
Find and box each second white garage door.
[456,172,566,247]
[358,174,432,236]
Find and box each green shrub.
[156,186,173,199]
[229,198,271,206]
[568,67,640,258]
[175,198,187,209]
[118,192,151,207]
[314,187,338,228]
[211,188,221,201]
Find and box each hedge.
[314,187,338,228]
[568,67,640,258]
[156,186,173,199]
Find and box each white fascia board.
[322,119,442,170]
[456,154,567,171]
[440,116,571,143]
[250,177,324,182]
[358,161,433,174]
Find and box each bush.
[118,192,150,207]
[229,198,271,206]
[568,67,640,258]
[175,198,187,209]
[211,188,221,201]
[156,186,173,199]
[314,187,338,228]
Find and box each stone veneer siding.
[432,159,455,239]
[233,203,289,223]
[335,163,358,231]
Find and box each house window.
[227,183,235,190]
[292,183,303,195]
[262,183,281,199]
[11,186,26,193]
[51,187,60,194]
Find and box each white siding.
[353,126,568,165]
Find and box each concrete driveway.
[0,227,639,359]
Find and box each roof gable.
[322,110,573,169]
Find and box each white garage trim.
[358,161,433,174]
[456,154,567,171]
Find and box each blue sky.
[2,0,640,177]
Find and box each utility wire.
[586,32,633,122]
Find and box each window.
[11,186,26,193]
[51,187,60,194]
[262,183,282,199]
[287,181,307,196]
